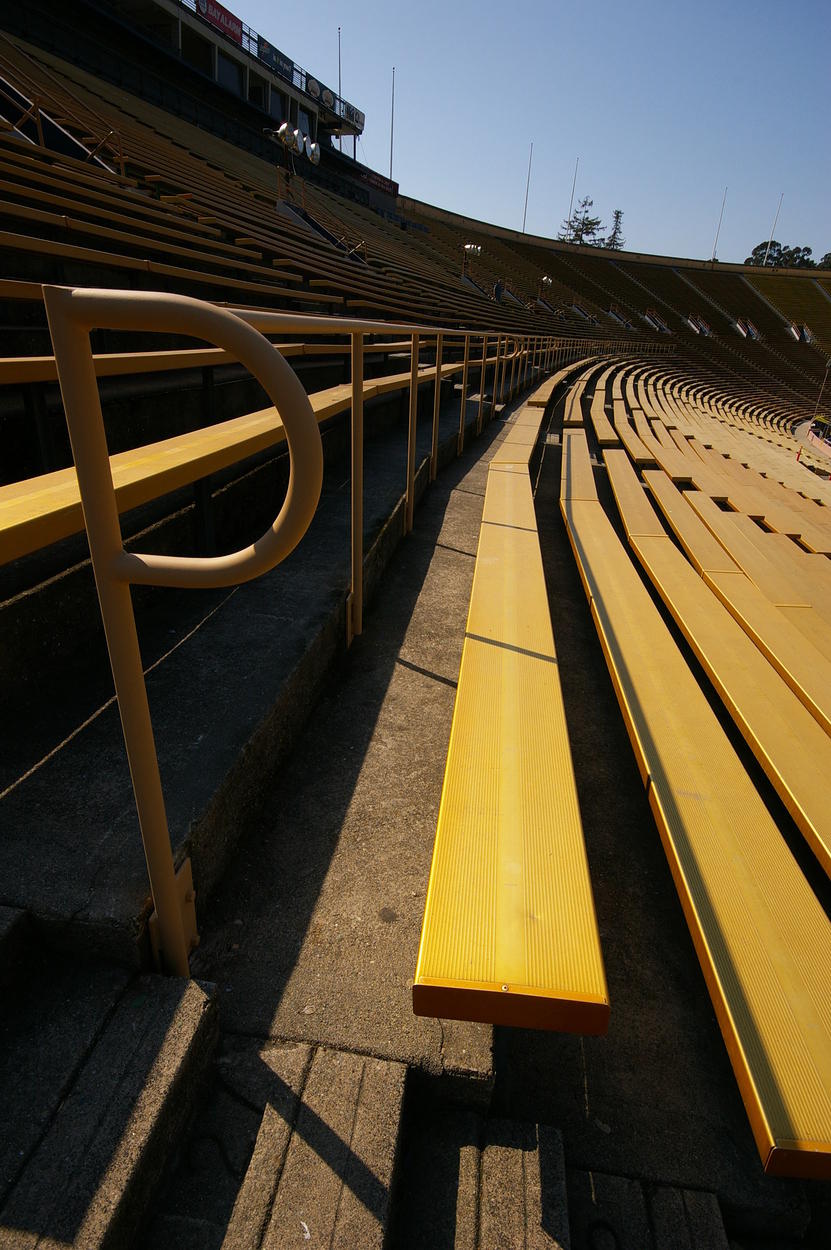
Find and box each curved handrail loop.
[43,286,323,589]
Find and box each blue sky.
[240,0,830,264]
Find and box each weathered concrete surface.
[566,1173,732,1250]
[146,1038,313,1250]
[0,906,29,982]
[0,392,478,964]
[187,412,512,1081]
[261,1047,405,1250]
[146,1041,404,1250]
[0,950,131,1210]
[647,1186,730,1250]
[479,1121,570,1250]
[566,1170,653,1250]
[0,972,218,1249]
[388,1085,570,1250]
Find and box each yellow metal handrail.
[28,286,672,974]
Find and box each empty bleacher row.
[412,353,831,1179]
[564,361,831,1177]
[2,15,831,1242]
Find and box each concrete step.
[0,905,30,983]
[146,1040,406,1250]
[388,1090,570,1249]
[0,951,218,1249]
[0,393,482,967]
[566,1170,730,1250]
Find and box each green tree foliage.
[605,209,625,250]
[744,240,820,268]
[559,196,605,246]
[819,253,831,270]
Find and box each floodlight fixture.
[461,242,482,278]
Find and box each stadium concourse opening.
[1,1,831,1246]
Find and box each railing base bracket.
[148,857,199,973]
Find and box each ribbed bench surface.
[605,450,831,878]
[562,443,831,1178]
[414,378,608,1033]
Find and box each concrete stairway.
[146,1040,405,1250]
[0,947,217,1249]
[389,1093,571,1249]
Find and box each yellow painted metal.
[603,450,666,538]
[490,424,542,467]
[490,335,502,423]
[42,286,324,976]
[563,378,586,427]
[687,492,813,607]
[613,414,656,467]
[589,376,619,447]
[703,570,831,738]
[505,336,515,400]
[349,331,364,640]
[414,464,608,1033]
[644,471,738,575]
[458,332,471,455]
[0,365,456,566]
[560,493,831,1180]
[430,331,443,482]
[477,335,488,435]
[405,331,420,533]
[560,430,597,502]
[631,533,831,877]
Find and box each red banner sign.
[196,0,242,45]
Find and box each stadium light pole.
[813,357,831,421]
[566,156,579,230]
[461,242,481,279]
[522,140,533,233]
[763,192,784,267]
[338,27,342,153]
[389,66,395,181]
[711,185,727,262]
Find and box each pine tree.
[558,196,604,246]
[605,209,625,250]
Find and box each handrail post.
[477,334,488,435]
[430,330,443,480]
[349,329,364,640]
[490,334,501,422]
[458,333,470,454]
[405,330,420,532]
[498,337,508,406]
[510,335,518,399]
